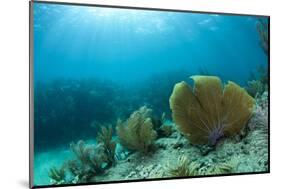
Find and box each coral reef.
[45,78,267,186]
[116,106,157,153]
[49,90,267,185]
[169,75,255,145]
[244,92,268,171]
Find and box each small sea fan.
[169,75,255,145]
[116,106,157,153]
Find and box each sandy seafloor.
[34,92,268,186]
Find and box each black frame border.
[29,1,270,188]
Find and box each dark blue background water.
[34,3,267,86]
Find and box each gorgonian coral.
[48,166,66,184]
[96,125,116,167]
[116,106,157,153]
[67,140,110,183]
[169,75,255,145]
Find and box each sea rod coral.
[96,125,116,167]
[66,140,110,183]
[48,166,66,184]
[169,75,255,145]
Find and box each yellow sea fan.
[169,75,255,145]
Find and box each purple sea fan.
[169,75,255,145]
[208,126,225,146]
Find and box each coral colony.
[46,75,268,185]
[169,76,255,146]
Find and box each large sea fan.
[169,75,255,145]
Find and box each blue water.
[33,2,268,186]
[34,3,267,85]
